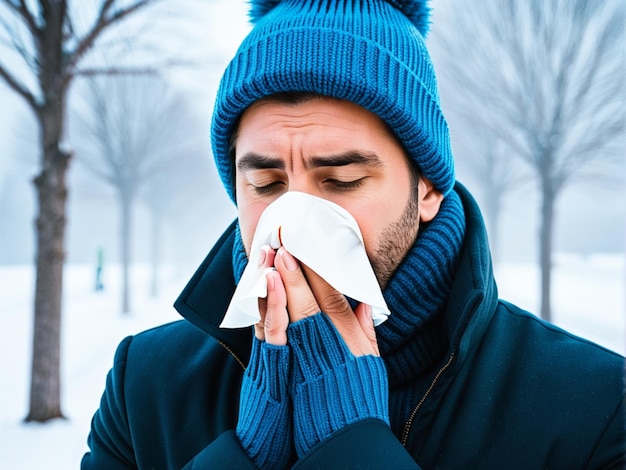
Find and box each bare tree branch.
[0,17,39,71]
[68,0,115,64]
[17,0,40,36]
[74,65,159,77]
[67,0,157,71]
[73,58,190,77]
[1,0,40,36]
[0,61,38,110]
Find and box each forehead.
[236,97,396,147]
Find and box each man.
[82,1,625,468]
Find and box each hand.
[253,244,389,459]
[260,245,379,357]
[254,245,290,346]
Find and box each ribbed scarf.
[376,190,465,386]
[231,191,466,387]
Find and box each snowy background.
[1,253,624,469]
[0,1,624,468]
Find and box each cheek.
[236,199,267,254]
[347,205,390,259]
[348,183,411,257]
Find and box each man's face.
[234,97,441,287]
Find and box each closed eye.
[324,177,368,191]
[251,181,285,195]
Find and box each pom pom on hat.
[249,0,431,36]
[213,0,454,202]
[385,0,431,36]
[248,0,281,23]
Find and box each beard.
[370,176,420,288]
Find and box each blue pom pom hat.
[212,0,455,202]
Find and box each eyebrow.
[237,151,383,171]
[307,151,384,169]
[237,153,285,171]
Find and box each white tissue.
[220,191,390,328]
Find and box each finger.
[299,263,352,317]
[258,244,277,269]
[274,247,320,323]
[264,269,289,346]
[255,299,266,341]
[354,303,379,356]
[302,265,377,357]
[254,245,277,341]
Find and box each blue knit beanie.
[212,0,455,202]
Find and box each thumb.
[354,303,379,356]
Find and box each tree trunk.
[149,205,161,298]
[26,106,70,423]
[539,179,555,323]
[120,190,133,314]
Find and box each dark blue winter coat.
[82,184,625,469]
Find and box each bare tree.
[71,75,200,311]
[0,0,177,422]
[430,7,531,263]
[430,0,624,321]
[444,115,529,262]
[140,139,213,299]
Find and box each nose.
[285,176,321,198]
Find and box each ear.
[418,178,444,223]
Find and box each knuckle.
[264,313,286,337]
[296,299,321,318]
[322,291,350,314]
[266,295,281,309]
[285,270,308,289]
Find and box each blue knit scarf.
[232,190,466,387]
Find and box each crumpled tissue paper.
[220,191,390,328]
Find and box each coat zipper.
[401,352,455,446]
[219,340,247,370]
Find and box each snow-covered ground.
[1,254,624,469]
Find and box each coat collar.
[445,183,499,358]
[174,219,252,367]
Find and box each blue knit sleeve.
[236,335,293,469]
[287,314,389,457]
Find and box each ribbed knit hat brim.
[212,0,455,202]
